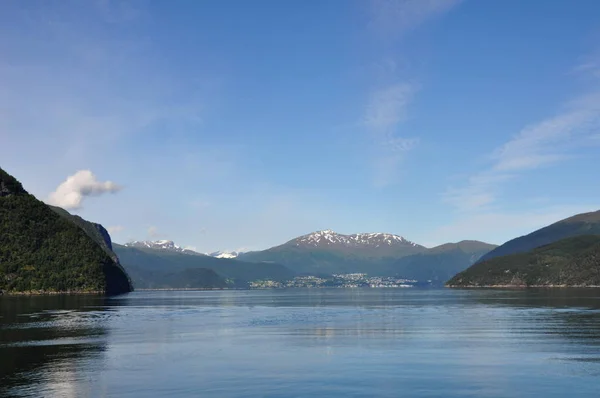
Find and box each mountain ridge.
[447,235,600,287]
[239,230,495,280]
[114,244,295,289]
[124,240,202,255]
[478,210,600,263]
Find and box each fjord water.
[2,289,600,397]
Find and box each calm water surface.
[2,288,600,397]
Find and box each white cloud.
[47,170,121,210]
[444,92,600,212]
[492,101,600,172]
[148,226,159,238]
[107,225,124,234]
[364,0,463,187]
[365,83,419,186]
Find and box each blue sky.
[1,0,599,252]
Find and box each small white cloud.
[107,225,124,234]
[47,170,122,210]
[148,226,159,238]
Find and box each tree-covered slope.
[447,235,600,287]
[0,167,132,295]
[49,205,118,261]
[113,244,295,288]
[478,210,600,263]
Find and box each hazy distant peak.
[124,240,199,254]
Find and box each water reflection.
[2,289,600,397]
[0,295,111,397]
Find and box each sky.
[1,0,600,252]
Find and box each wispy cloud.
[365,83,419,186]
[47,170,122,210]
[365,83,415,132]
[370,0,462,41]
[444,92,600,212]
[147,226,159,239]
[492,98,600,172]
[365,0,462,186]
[107,225,125,234]
[572,51,600,78]
[0,1,208,178]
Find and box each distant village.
[249,273,419,289]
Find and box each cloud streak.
[47,170,122,210]
[365,83,419,186]
[107,225,125,234]
[365,0,462,186]
[433,49,600,245]
[444,91,600,213]
[370,0,462,41]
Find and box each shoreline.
[0,290,105,297]
[446,284,600,288]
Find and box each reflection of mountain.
[0,296,109,396]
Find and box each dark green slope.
[49,205,118,261]
[478,210,600,263]
[113,244,295,288]
[447,235,600,287]
[389,241,498,284]
[0,167,132,295]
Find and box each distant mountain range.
[114,243,294,289]
[239,230,495,283]
[125,240,201,255]
[449,210,600,287]
[11,159,597,292]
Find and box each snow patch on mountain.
[208,251,243,259]
[294,230,421,248]
[125,240,200,254]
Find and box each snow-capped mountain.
[208,250,243,259]
[124,240,201,255]
[291,229,422,249]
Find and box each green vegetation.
[49,205,118,261]
[478,210,600,262]
[447,235,600,287]
[0,167,132,295]
[114,244,295,289]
